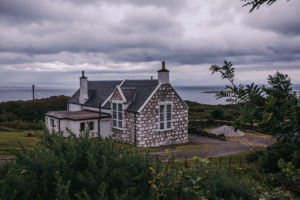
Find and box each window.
[88,121,94,131]
[50,119,55,128]
[80,122,85,131]
[112,103,123,128]
[159,103,172,130]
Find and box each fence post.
[184,155,188,169]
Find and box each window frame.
[112,101,124,129]
[158,102,173,131]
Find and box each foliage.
[0,95,68,123]
[0,130,153,200]
[260,141,299,172]
[0,130,265,200]
[186,100,240,121]
[210,109,224,120]
[149,156,258,200]
[0,95,68,131]
[210,61,299,135]
[277,159,300,194]
[241,0,290,12]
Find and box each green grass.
[116,142,215,153]
[0,130,43,154]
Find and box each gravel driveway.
[151,135,267,161]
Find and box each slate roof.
[68,81,122,107]
[122,87,136,103]
[121,80,158,112]
[68,79,159,112]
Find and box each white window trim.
[112,101,125,130]
[157,102,174,131]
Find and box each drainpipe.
[134,112,137,146]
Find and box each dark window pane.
[167,121,171,129]
[88,122,94,130]
[51,119,55,127]
[160,105,164,113]
[160,122,164,130]
[113,120,117,127]
[80,122,85,131]
[167,112,171,121]
[118,111,122,120]
[113,103,116,110]
[167,104,171,112]
[160,113,164,121]
[118,120,122,128]
[113,111,117,119]
[118,104,122,111]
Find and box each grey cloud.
[243,0,300,36]
[0,0,299,84]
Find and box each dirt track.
[150,135,270,161]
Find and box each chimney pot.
[162,61,165,70]
[150,76,153,80]
[82,70,85,77]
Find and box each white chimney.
[79,70,88,104]
[158,61,169,84]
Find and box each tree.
[210,61,298,134]
[241,0,291,12]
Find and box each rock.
[211,125,244,137]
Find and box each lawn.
[0,130,43,154]
[117,142,216,153]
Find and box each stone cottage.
[45,61,188,147]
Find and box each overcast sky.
[0,0,299,86]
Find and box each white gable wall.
[68,103,82,111]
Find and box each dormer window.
[159,103,172,130]
[112,103,123,128]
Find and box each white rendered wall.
[68,103,82,111]
[100,118,111,138]
[45,116,111,138]
[45,116,59,133]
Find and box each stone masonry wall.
[136,84,188,147]
[110,89,135,144]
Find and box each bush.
[0,131,153,200]
[261,141,299,172]
[210,109,224,120]
[199,170,258,200]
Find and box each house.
[45,61,189,147]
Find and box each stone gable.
[135,84,188,147]
[111,89,123,101]
[111,83,188,147]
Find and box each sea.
[0,83,300,105]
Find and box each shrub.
[0,130,153,200]
[200,170,258,200]
[210,109,224,120]
[261,141,299,172]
